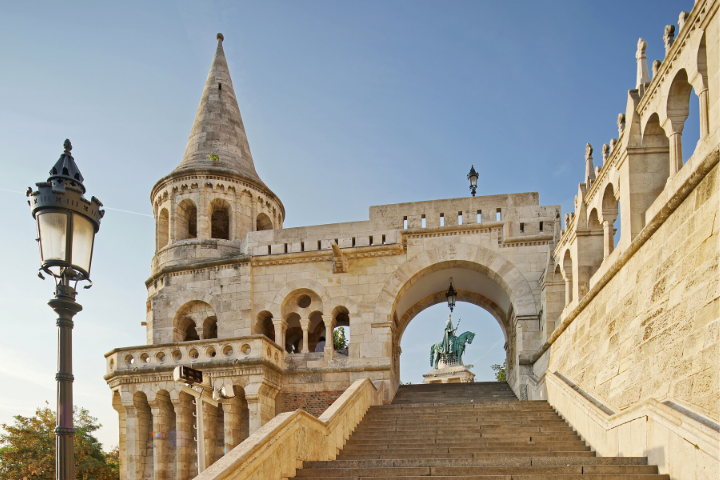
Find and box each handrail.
[195,378,385,480]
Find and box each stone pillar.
[669,131,683,176]
[112,394,127,480]
[699,89,709,139]
[602,216,616,259]
[300,317,310,353]
[149,399,174,480]
[272,319,287,351]
[169,188,176,244]
[221,393,249,454]
[244,382,279,434]
[172,395,196,480]
[322,314,336,361]
[202,402,218,467]
[123,405,141,480]
[564,275,572,307]
[199,183,209,240]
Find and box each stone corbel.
[330,242,347,273]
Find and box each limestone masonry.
[105,2,719,479]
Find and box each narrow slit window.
[335,238,338,246]
[539,222,544,232]
[382,234,386,244]
[284,243,288,253]
[318,240,321,250]
[458,211,463,225]
[421,215,426,228]
[520,223,525,233]
[496,208,502,221]
[352,237,356,247]
[218,83,222,90]
[403,216,408,229]
[477,210,482,223]
[301,241,305,252]
[267,245,271,255]
[370,236,374,245]
[440,214,445,226]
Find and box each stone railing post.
[300,317,310,353]
[322,315,336,361]
[272,319,288,352]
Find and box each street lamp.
[467,165,479,197]
[446,277,457,312]
[27,140,103,480]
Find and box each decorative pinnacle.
[585,143,593,160]
[636,38,647,59]
[63,139,72,154]
[217,33,224,42]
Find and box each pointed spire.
[175,33,265,186]
[584,143,595,186]
[636,38,650,89]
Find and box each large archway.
[375,244,540,396]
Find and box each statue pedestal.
[423,365,475,384]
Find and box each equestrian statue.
[429,314,476,369]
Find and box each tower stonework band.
[106,2,719,478]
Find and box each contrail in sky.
[1,188,153,218]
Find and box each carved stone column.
[169,188,176,244]
[699,88,709,139]
[322,314,336,361]
[300,317,310,353]
[602,216,617,259]
[112,394,127,480]
[563,274,572,307]
[668,131,683,176]
[244,382,279,434]
[272,319,288,351]
[172,395,196,480]
[148,399,175,480]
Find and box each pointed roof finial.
[636,38,650,89]
[48,138,85,193]
[217,32,224,42]
[584,143,596,186]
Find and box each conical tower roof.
[174,33,264,186]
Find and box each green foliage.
[491,360,507,382]
[0,403,119,480]
[208,154,220,162]
[400,381,413,385]
[333,327,348,350]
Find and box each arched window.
[210,199,231,240]
[202,317,218,339]
[255,311,275,342]
[157,208,169,249]
[177,199,197,240]
[256,212,273,231]
[183,320,200,341]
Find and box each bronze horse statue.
[430,331,475,369]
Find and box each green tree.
[491,360,507,382]
[0,403,118,480]
[333,327,348,350]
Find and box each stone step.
[340,444,592,454]
[336,450,597,460]
[302,457,650,469]
[298,476,668,480]
[345,439,586,447]
[296,464,660,477]
[348,435,582,443]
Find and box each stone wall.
[275,390,345,417]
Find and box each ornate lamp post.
[446,277,457,312]
[467,165,479,197]
[27,140,103,480]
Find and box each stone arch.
[210,198,231,240]
[173,300,218,342]
[373,244,538,330]
[177,198,198,240]
[268,279,332,320]
[157,208,169,250]
[254,310,275,341]
[256,212,273,231]
[665,68,694,136]
[641,112,670,148]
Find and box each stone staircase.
[296,382,668,479]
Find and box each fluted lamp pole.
[467,165,479,197]
[27,140,104,480]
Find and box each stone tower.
[150,33,284,276]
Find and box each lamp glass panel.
[38,212,67,262]
[71,213,95,273]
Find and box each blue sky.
[0,1,692,449]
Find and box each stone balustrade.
[105,335,285,377]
